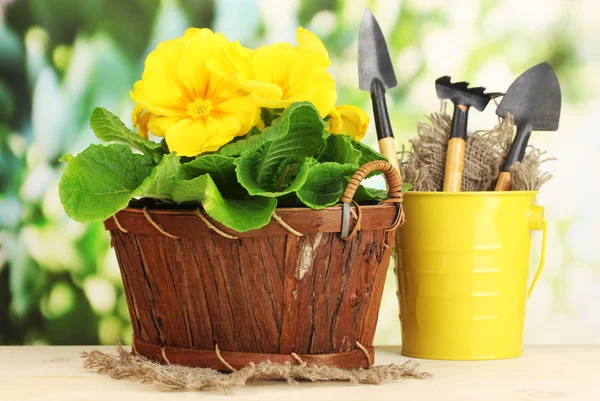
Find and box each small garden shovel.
[436,77,500,192]
[358,8,401,175]
[494,62,561,191]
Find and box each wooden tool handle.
[443,137,466,192]
[378,137,401,175]
[495,171,512,191]
[341,160,403,203]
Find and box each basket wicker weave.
[104,161,403,370]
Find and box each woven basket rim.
[105,203,398,238]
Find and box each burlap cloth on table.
[82,344,431,394]
[402,103,552,191]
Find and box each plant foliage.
[59,103,397,232]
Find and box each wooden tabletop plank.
[0,345,598,400]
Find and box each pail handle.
[527,217,548,300]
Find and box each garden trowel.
[358,8,401,175]
[494,62,561,191]
[436,76,501,192]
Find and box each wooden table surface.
[0,345,598,400]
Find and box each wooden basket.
[104,161,404,370]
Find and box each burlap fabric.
[82,344,431,394]
[402,103,552,191]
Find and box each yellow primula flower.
[327,105,370,141]
[130,28,261,156]
[208,27,337,118]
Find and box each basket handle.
[341,160,403,203]
[340,160,404,240]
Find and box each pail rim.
[404,190,538,197]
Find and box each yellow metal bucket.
[395,191,547,360]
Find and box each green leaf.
[132,153,182,200]
[182,154,245,198]
[90,107,164,162]
[218,103,322,158]
[218,111,289,157]
[261,107,282,127]
[353,185,388,202]
[235,152,314,197]
[182,154,235,184]
[349,137,388,165]
[347,138,388,177]
[274,157,305,189]
[172,174,276,232]
[319,134,362,165]
[59,153,74,163]
[297,162,357,209]
[59,144,154,223]
[349,183,413,202]
[255,102,326,184]
[345,182,413,203]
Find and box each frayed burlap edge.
[402,102,553,191]
[82,344,432,394]
[509,148,554,191]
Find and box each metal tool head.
[497,62,561,131]
[435,76,501,112]
[358,8,397,92]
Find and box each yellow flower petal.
[208,41,284,99]
[222,41,255,82]
[256,118,265,131]
[215,94,260,133]
[252,42,297,87]
[201,116,243,151]
[330,105,370,141]
[132,103,142,126]
[282,77,336,117]
[207,41,251,86]
[165,116,243,156]
[141,37,186,79]
[296,27,329,67]
[164,119,203,156]
[147,115,181,137]
[286,67,337,117]
[250,93,292,110]
[327,106,343,133]
[130,74,186,116]
[240,28,335,117]
[240,79,283,100]
[184,27,229,48]
[207,77,239,101]
[177,28,229,98]
[183,27,201,38]
[132,104,151,139]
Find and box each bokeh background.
[1,0,598,345]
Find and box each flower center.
[187,98,213,118]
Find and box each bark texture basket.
[104,161,404,371]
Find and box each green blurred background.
[1,0,598,345]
